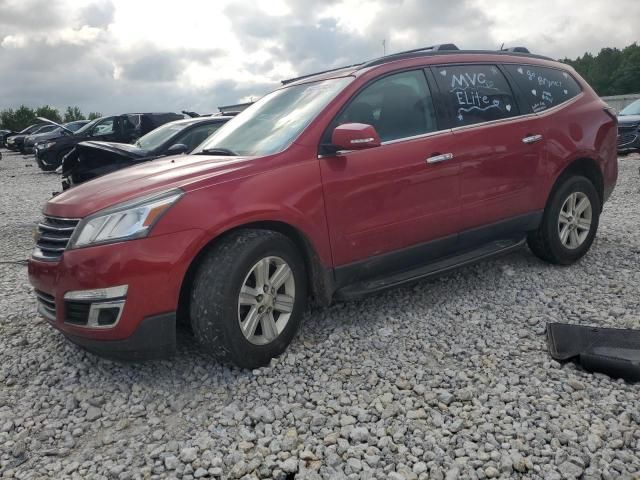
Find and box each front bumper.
[28,229,202,359]
[617,129,640,151]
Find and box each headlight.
[68,189,183,249]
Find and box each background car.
[4,123,48,150]
[23,120,89,154]
[35,112,183,171]
[9,124,59,153]
[617,99,640,152]
[61,116,231,188]
[0,129,12,145]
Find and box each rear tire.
[190,229,307,368]
[527,175,600,265]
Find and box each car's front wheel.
[190,229,307,368]
[528,175,600,265]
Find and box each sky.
[0,0,638,116]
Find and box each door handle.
[522,134,543,144]
[426,153,454,164]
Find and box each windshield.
[619,100,640,116]
[194,77,352,156]
[73,118,101,135]
[135,121,188,150]
[64,121,87,132]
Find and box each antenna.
[500,43,504,50]
[382,39,386,56]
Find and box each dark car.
[5,123,48,150]
[10,124,59,153]
[24,120,89,154]
[617,99,640,152]
[35,112,183,171]
[61,116,230,189]
[0,129,13,145]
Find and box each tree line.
[0,105,102,132]
[562,42,640,97]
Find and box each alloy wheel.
[558,191,592,249]
[237,256,295,345]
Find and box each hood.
[618,114,640,125]
[76,140,150,160]
[36,116,75,134]
[45,153,253,218]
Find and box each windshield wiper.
[196,147,238,156]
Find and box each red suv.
[29,45,618,368]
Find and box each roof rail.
[358,43,460,69]
[281,63,363,85]
[501,46,530,53]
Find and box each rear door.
[319,69,461,280]
[432,63,545,247]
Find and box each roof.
[166,116,233,127]
[280,44,555,86]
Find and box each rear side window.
[433,64,518,127]
[332,69,438,142]
[504,65,582,113]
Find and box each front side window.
[194,77,352,156]
[332,70,438,142]
[91,118,115,136]
[176,123,225,151]
[135,122,186,151]
[504,64,582,113]
[434,64,518,126]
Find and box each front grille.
[35,290,56,321]
[618,123,639,132]
[618,133,638,147]
[33,216,80,261]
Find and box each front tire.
[527,175,600,265]
[190,229,307,368]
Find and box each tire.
[527,175,600,265]
[190,229,307,368]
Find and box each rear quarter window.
[433,64,518,127]
[503,64,582,113]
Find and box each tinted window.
[434,64,518,126]
[504,64,582,113]
[333,70,437,142]
[91,118,115,136]
[176,123,225,151]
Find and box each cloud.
[0,0,638,118]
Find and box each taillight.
[603,106,618,124]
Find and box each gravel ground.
[0,148,639,480]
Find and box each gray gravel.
[1,148,639,479]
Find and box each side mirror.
[166,143,189,155]
[331,123,381,151]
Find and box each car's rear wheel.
[190,229,307,368]
[527,175,600,265]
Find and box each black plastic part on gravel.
[547,322,640,382]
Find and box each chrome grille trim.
[33,216,80,261]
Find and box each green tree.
[0,105,37,131]
[563,42,640,96]
[63,106,85,122]
[35,105,62,124]
[87,112,102,120]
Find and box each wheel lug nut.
[264,285,269,293]
[258,306,265,313]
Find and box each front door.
[319,69,461,281]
